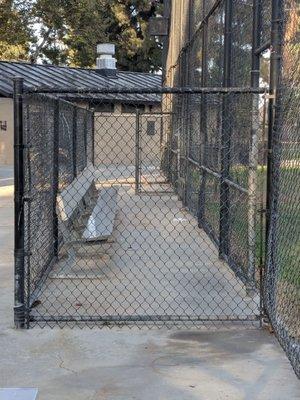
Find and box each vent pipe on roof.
[96,43,117,78]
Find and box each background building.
[0,46,162,166]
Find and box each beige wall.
[0,98,13,165]
[0,98,163,168]
[165,0,190,87]
[94,104,163,166]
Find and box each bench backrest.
[57,165,96,222]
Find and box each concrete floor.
[0,167,299,399]
[0,165,13,187]
[34,180,259,323]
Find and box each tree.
[29,0,108,66]
[104,0,163,71]
[0,0,163,71]
[0,0,31,61]
[30,0,163,71]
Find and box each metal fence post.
[84,110,89,167]
[135,109,141,194]
[13,77,25,329]
[72,106,77,178]
[219,0,233,258]
[198,6,208,225]
[266,0,283,249]
[53,99,59,258]
[91,111,95,166]
[264,0,284,314]
[247,0,262,296]
[183,5,193,206]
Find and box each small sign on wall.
[0,121,7,131]
[147,120,156,136]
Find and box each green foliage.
[104,0,163,71]
[0,0,31,61]
[0,0,163,71]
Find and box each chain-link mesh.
[231,0,253,87]
[20,89,263,330]
[260,0,272,45]
[58,100,75,188]
[168,91,265,288]
[22,94,93,314]
[264,0,300,378]
[23,94,56,302]
[206,4,224,87]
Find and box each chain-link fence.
[163,0,299,377]
[14,86,263,331]
[263,0,300,378]
[165,90,266,290]
[13,0,299,378]
[19,94,93,317]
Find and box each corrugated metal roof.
[0,61,162,103]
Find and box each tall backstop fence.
[263,0,300,377]
[13,0,299,378]
[163,0,299,377]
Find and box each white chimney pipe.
[96,43,117,77]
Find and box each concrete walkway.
[36,182,259,323]
[0,165,13,187]
[0,169,299,399]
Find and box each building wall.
[0,97,162,168]
[0,98,13,165]
[94,104,162,166]
[164,0,191,87]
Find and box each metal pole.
[53,99,59,258]
[91,110,95,166]
[167,109,174,184]
[183,0,193,206]
[198,4,208,225]
[135,109,141,194]
[247,0,262,295]
[219,0,233,258]
[264,0,284,315]
[25,86,265,95]
[13,77,25,329]
[84,110,88,167]
[265,0,282,248]
[72,106,77,178]
[251,0,261,88]
[247,95,259,293]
